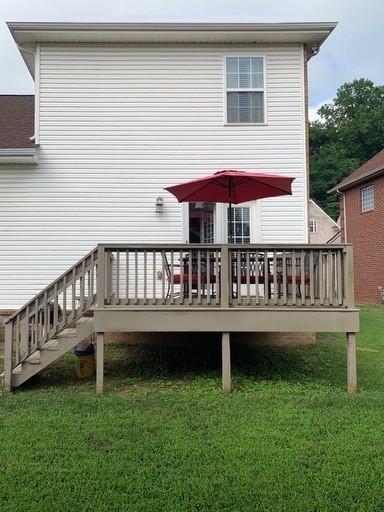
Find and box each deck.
[3,243,359,394]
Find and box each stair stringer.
[11,317,95,388]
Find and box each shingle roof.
[0,95,35,149]
[330,149,384,192]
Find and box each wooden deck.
[2,243,359,394]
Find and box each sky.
[1,0,383,120]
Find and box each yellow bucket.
[75,344,95,379]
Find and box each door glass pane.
[228,206,250,244]
[189,203,215,243]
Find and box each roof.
[0,95,37,163]
[330,149,384,192]
[0,95,34,149]
[8,22,337,76]
[309,199,340,227]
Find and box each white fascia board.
[7,21,337,47]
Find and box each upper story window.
[361,185,374,212]
[225,57,265,124]
[309,218,318,233]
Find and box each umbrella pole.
[228,178,233,244]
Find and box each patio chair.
[161,251,218,299]
[275,252,318,298]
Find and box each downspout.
[17,44,38,142]
[337,189,347,243]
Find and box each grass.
[1,305,384,511]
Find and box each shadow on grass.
[20,334,346,392]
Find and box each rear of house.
[0,22,337,312]
[0,23,360,394]
[332,149,384,304]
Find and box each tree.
[310,79,384,218]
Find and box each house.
[0,22,359,394]
[331,148,384,304]
[308,199,340,244]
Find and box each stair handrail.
[6,246,98,323]
[5,246,99,377]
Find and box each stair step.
[12,364,23,375]
[57,328,77,339]
[41,340,59,351]
[25,351,41,365]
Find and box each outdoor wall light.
[156,196,164,213]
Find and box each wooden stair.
[2,317,94,388]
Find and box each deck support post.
[96,332,104,395]
[222,332,231,394]
[346,332,357,394]
[3,322,13,392]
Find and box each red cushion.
[172,274,217,284]
[234,275,265,284]
[233,274,311,285]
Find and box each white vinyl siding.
[0,44,307,308]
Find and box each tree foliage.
[310,79,384,219]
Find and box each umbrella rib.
[177,179,222,202]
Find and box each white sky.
[1,0,383,119]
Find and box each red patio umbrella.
[165,169,294,242]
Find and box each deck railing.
[97,244,354,309]
[4,242,354,390]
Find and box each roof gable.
[331,149,384,192]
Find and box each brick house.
[331,149,384,304]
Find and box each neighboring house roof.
[8,22,337,76]
[330,149,384,192]
[0,95,37,163]
[309,199,340,228]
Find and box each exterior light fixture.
[156,196,164,213]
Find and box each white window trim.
[227,205,252,244]
[223,55,267,126]
[182,203,222,243]
[361,185,374,212]
[309,218,318,234]
[182,202,257,243]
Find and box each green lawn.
[1,305,384,511]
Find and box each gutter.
[7,21,338,32]
[329,166,384,194]
[0,147,38,164]
[329,187,347,242]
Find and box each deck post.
[343,246,355,308]
[346,332,357,394]
[3,321,13,392]
[220,245,230,308]
[96,332,104,395]
[97,245,106,307]
[222,332,231,394]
